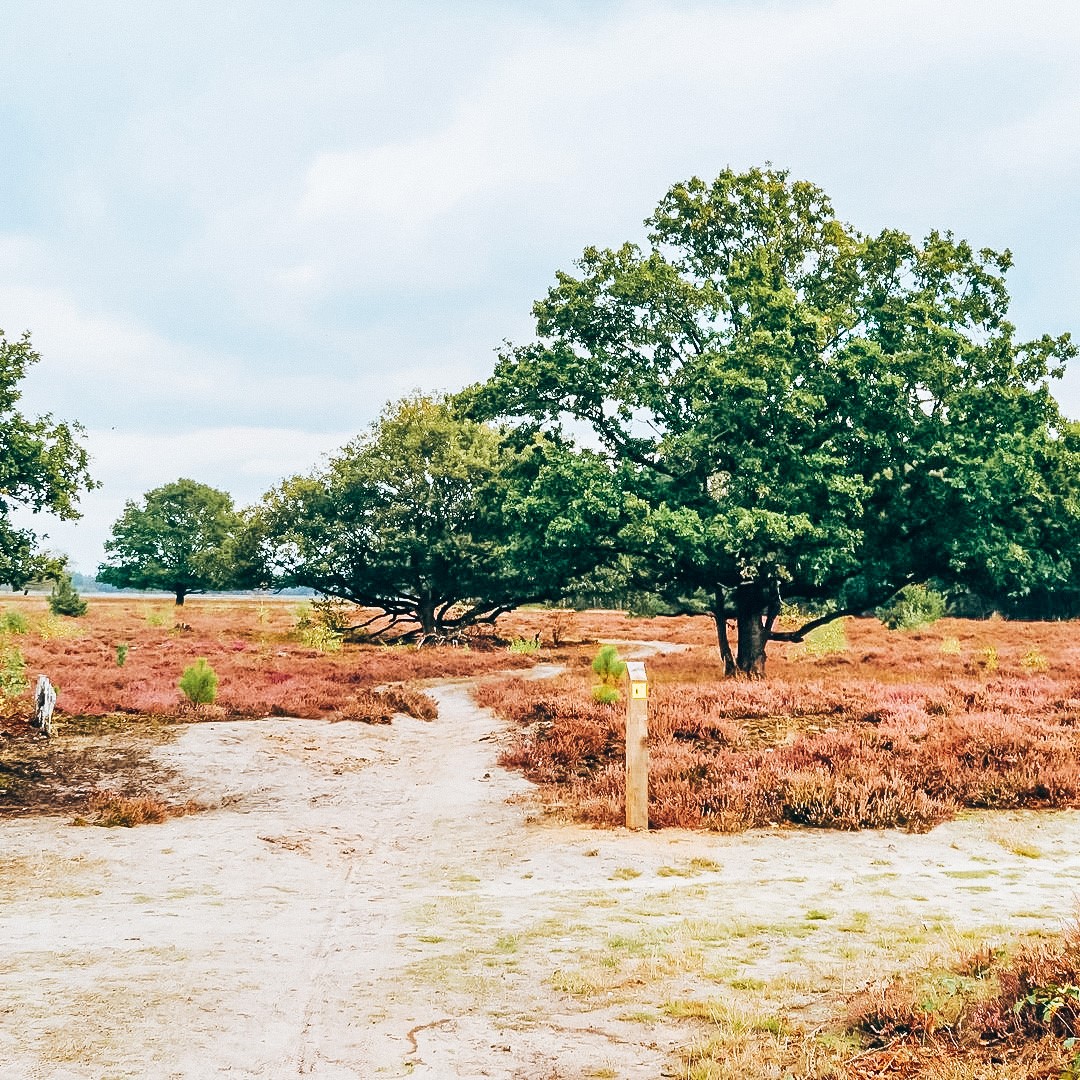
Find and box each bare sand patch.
[1,681,1079,1077]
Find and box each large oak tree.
[255,394,619,642]
[0,329,94,588]
[470,168,1080,675]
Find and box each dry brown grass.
[76,788,206,828]
[672,922,1080,1079]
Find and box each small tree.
[179,658,218,708]
[591,644,626,704]
[48,572,88,617]
[98,480,247,605]
[877,584,947,631]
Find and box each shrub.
[78,789,204,827]
[940,636,962,656]
[179,658,218,707]
[877,583,947,631]
[0,643,28,701]
[334,686,439,724]
[48,573,88,617]
[0,608,29,634]
[294,603,344,653]
[508,636,540,655]
[37,614,82,641]
[83,789,169,826]
[115,643,129,666]
[1021,648,1050,674]
[591,644,626,703]
[299,622,344,653]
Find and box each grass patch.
[73,789,205,827]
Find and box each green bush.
[591,684,620,705]
[0,608,29,634]
[115,643,129,667]
[877,583,947,631]
[0,644,28,701]
[591,644,625,703]
[508,636,540,655]
[294,603,344,653]
[179,658,218,707]
[48,573,88,617]
[145,607,170,628]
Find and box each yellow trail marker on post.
[624,661,649,830]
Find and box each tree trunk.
[712,590,737,678]
[175,589,186,606]
[417,596,437,638]
[733,582,769,677]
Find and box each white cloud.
[0,282,463,430]
[5,0,1080,556]
[12,425,354,574]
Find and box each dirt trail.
[2,677,1080,1078]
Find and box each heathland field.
[3,596,1080,1078]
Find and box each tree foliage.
[0,329,95,588]
[97,479,247,605]
[470,167,1080,675]
[255,394,619,642]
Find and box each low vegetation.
[75,789,205,828]
[675,920,1080,1079]
[0,595,503,816]
[478,615,1080,832]
[0,596,531,724]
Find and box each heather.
[477,616,1080,832]
[0,596,530,722]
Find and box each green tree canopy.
[98,479,247,605]
[255,394,620,642]
[469,167,1080,675]
[0,329,95,588]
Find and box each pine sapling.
[179,658,218,709]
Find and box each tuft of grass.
[658,859,722,878]
[75,789,204,828]
[1021,648,1050,674]
[507,636,540,655]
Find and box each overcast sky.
[3,0,1079,573]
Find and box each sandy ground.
[3,673,1080,1079]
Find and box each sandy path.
[2,679,1080,1078]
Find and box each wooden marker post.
[624,661,649,830]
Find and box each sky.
[2,0,1079,573]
